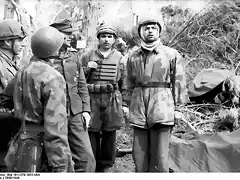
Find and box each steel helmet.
[138,19,162,38]
[96,23,117,39]
[31,27,64,59]
[0,19,27,41]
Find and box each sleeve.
[0,77,15,97]
[0,63,7,89]
[125,56,136,107]
[79,52,90,75]
[42,75,73,172]
[77,58,91,112]
[172,52,190,109]
[118,56,128,107]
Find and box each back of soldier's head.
[31,27,64,59]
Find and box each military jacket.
[0,50,18,92]
[53,49,90,115]
[12,56,72,171]
[126,43,189,129]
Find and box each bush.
[115,25,141,49]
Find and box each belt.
[87,83,118,93]
[23,122,44,133]
[135,82,171,88]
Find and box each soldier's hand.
[87,61,98,70]
[82,112,91,128]
[174,111,183,120]
[122,106,129,118]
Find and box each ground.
[111,124,135,172]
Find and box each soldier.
[0,19,27,170]
[80,23,129,172]
[50,19,96,172]
[116,38,128,58]
[3,26,74,172]
[126,18,189,172]
[0,19,27,92]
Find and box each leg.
[68,114,96,172]
[88,131,101,172]
[99,130,116,171]
[149,124,172,172]
[132,127,149,172]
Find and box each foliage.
[167,1,240,86]
[160,4,194,45]
[115,25,140,48]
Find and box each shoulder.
[157,44,181,58]
[127,47,141,63]
[28,60,65,84]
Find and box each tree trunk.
[4,0,16,19]
[82,0,104,50]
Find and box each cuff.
[82,106,91,113]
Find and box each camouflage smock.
[81,48,127,131]
[0,49,19,92]
[12,56,73,172]
[126,43,189,129]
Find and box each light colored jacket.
[126,43,189,129]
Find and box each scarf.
[141,38,161,52]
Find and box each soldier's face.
[142,24,159,42]
[12,38,26,55]
[99,33,115,50]
[62,32,73,47]
[4,38,25,55]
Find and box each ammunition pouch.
[87,83,118,93]
[0,108,13,119]
[5,124,45,172]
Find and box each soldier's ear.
[2,39,12,48]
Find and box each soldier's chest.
[62,60,79,84]
[1,59,17,80]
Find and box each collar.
[0,49,14,60]
[137,42,163,55]
[0,49,19,70]
[96,46,116,59]
[68,47,78,52]
[59,47,78,59]
[30,56,54,67]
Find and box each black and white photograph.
[0,0,239,175]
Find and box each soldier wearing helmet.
[80,22,129,172]
[50,19,95,172]
[0,19,27,92]
[0,19,27,171]
[3,26,74,172]
[126,17,189,172]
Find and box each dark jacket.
[54,50,91,115]
[0,50,19,92]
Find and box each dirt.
[109,121,194,173]
[109,124,135,172]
